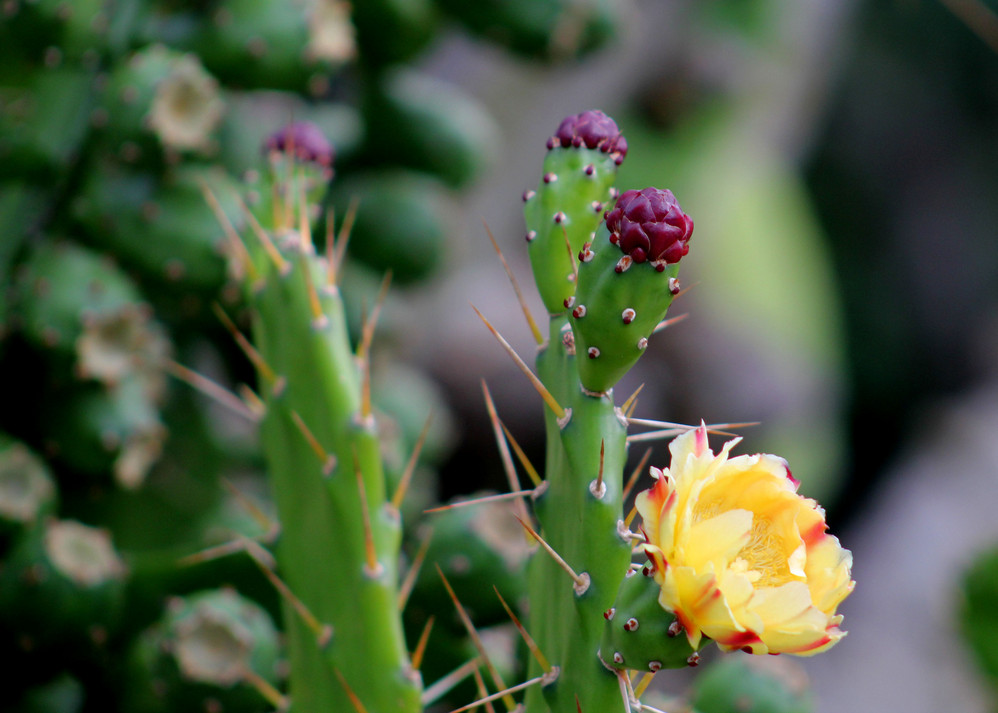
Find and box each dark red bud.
[604,187,693,266]
[548,110,627,160]
[264,121,334,167]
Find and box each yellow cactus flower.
[635,424,854,655]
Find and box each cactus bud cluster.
[605,187,693,267]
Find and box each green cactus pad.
[570,222,681,393]
[524,147,621,314]
[690,655,813,713]
[599,566,704,672]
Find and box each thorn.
[411,616,434,671]
[620,384,644,417]
[212,303,278,386]
[200,183,259,282]
[494,586,551,673]
[471,668,498,713]
[592,440,606,497]
[290,411,337,476]
[334,668,369,713]
[298,252,327,326]
[242,538,332,647]
[236,383,267,419]
[423,490,536,514]
[421,658,482,706]
[481,381,531,526]
[621,448,653,502]
[222,476,278,535]
[633,671,655,699]
[576,695,583,713]
[674,281,698,299]
[332,196,360,286]
[177,538,254,567]
[164,360,259,422]
[236,191,290,274]
[448,674,549,713]
[513,517,589,595]
[483,221,543,345]
[562,226,579,287]
[324,206,337,286]
[354,451,383,578]
[616,670,634,713]
[624,504,638,529]
[391,411,435,510]
[435,565,515,709]
[472,306,566,420]
[356,271,392,362]
[500,421,542,487]
[398,527,433,611]
[625,421,760,443]
[297,165,312,251]
[652,313,689,334]
[242,668,290,711]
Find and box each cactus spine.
[239,129,421,713]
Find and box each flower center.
[738,517,795,588]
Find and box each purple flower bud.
[604,188,693,267]
[549,110,627,160]
[264,121,334,167]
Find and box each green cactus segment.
[0,436,57,534]
[599,568,703,672]
[0,66,96,182]
[126,588,281,713]
[0,519,127,649]
[362,69,497,188]
[246,232,421,712]
[524,147,620,314]
[570,222,680,393]
[75,161,240,290]
[352,0,438,68]
[100,44,224,157]
[524,315,632,712]
[433,0,618,60]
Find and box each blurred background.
[2,0,998,712]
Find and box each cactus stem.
[620,384,644,418]
[652,313,689,335]
[435,565,515,707]
[451,673,551,713]
[422,658,482,706]
[289,410,337,476]
[202,184,260,282]
[242,537,333,646]
[390,411,435,509]
[481,380,532,524]
[500,421,542,487]
[352,453,383,578]
[514,516,589,594]
[411,615,435,671]
[494,585,552,674]
[398,526,433,611]
[472,306,566,419]
[484,221,544,345]
[471,669,500,713]
[621,447,652,501]
[242,668,291,711]
[240,195,292,275]
[164,360,259,421]
[334,668,371,713]
[213,303,279,386]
